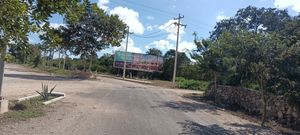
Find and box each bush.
[176,77,210,91]
[6,98,45,119]
[10,102,27,111]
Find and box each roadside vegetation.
[176,77,210,91]
[5,98,45,120]
[3,83,59,120]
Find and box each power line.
[110,0,212,30]
[132,28,177,38]
[122,0,176,17]
[132,33,168,38]
[140,23,174,37]
[109,0,173,18]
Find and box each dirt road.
[0,64,280,135]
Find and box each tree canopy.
[194,6,300,113]
[60,1,126,69]
[146,48,163,57]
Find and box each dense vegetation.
[192,6,300,125]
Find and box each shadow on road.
[4,73,79,81]
[152,100,220,115]
[178,120,280,135]
[178,120,234,135]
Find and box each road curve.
[0,64,280,135]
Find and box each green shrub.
[176,77,210,91]
[241,81,259,90]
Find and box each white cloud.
[145,19,194,55]
[146,16,154,20]
[151,40,174,51]
[97,0,110,11]
[49,23,65,29]
[145,45,150,49]
[216,12,229,22]
[158,19,185,42]
[150,40,195,53]
[114,37,142,53]
[110,7,144,35]
[178,41,195,52]
[274,0,300,12]
[146,24,158,31]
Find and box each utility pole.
[0,45,7,99]
[172,13,187,88]
[123,26,130,80]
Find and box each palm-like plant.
[36,83,56,101]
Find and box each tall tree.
[162,49,190,80]
[63,1,126,70]
[193,37,225,88]
[210,6,290,40]
[0,0,80,99]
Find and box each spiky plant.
[36,83,56,101]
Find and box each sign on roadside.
[113,51,163,72]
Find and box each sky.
[29,0,300,57]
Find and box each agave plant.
[36,83,57,101]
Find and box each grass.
[50,68,74,77]
[20,64,75,78]
[176,77,210,91]
[33,65,75,78]
[41,67,74,77]
[4,97,45,120]
[148,78,210,91]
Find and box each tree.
[146,48,163,57]
[193,5,300,127]
[93,54,116,73]
[162,49,190,80]
[250,62,269,126]
[63,1,126,71]
[8,44,29,64]
[0,1,32,99]
[193,37,225,88]
[210,6,290,40]
[0,0,80,99]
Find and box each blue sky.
[29,0,300,57]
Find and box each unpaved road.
[0,64,281,135]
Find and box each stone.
[278,111,283,119]
[0,99,8,114]
[206,85,300,128]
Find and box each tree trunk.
[260,78,267,127]
[23,55,26,64]
[214,72,217,89]
[50,49,54,67]
[89,56,93,71]
[83,59,86,72]
[43,48,46,67]
[0,45,7,99]
[63,50,66,70]
[58,49,61,69]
